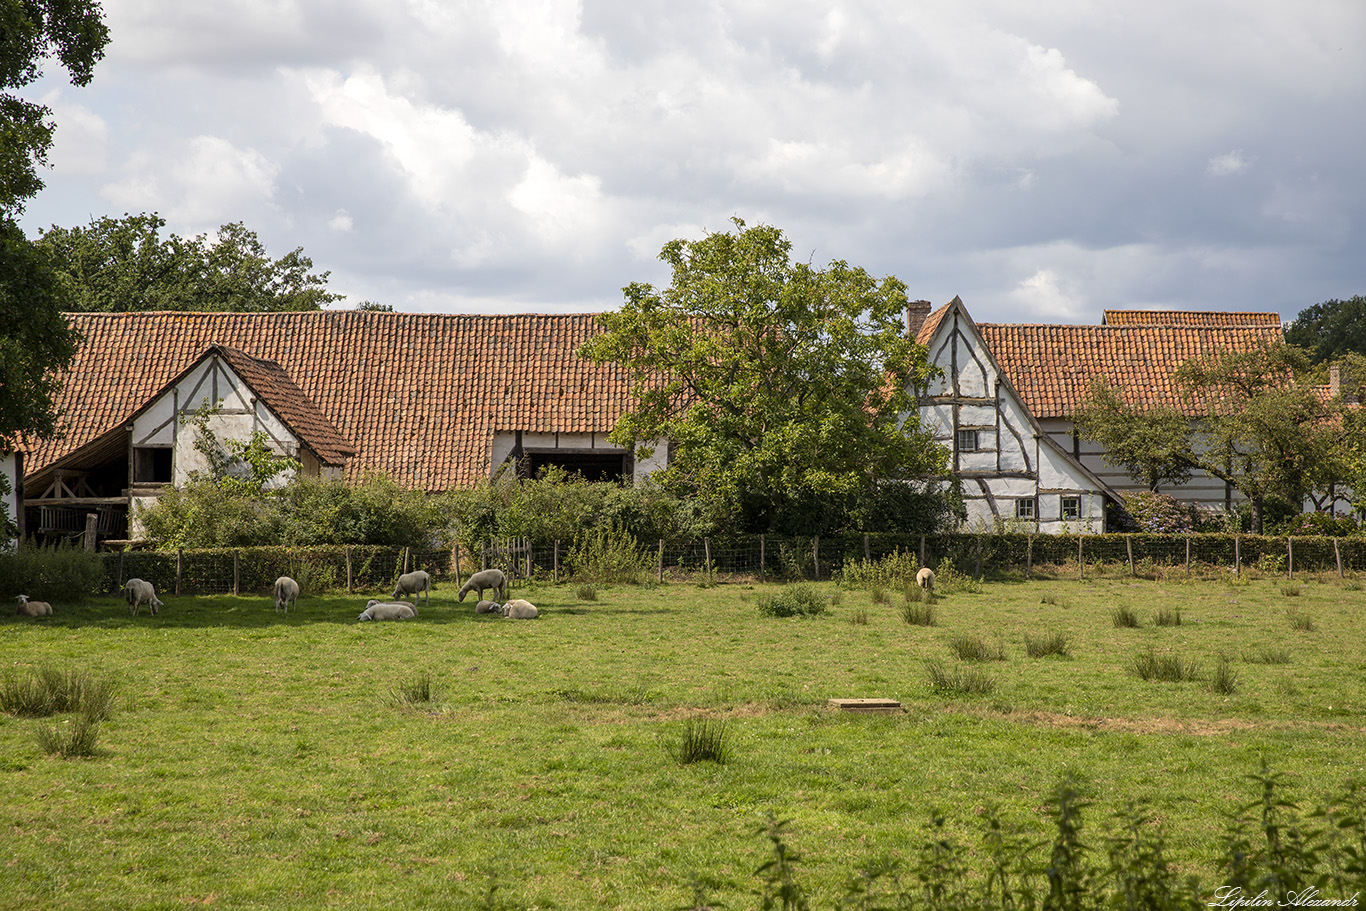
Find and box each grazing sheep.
[916,568,936,595]
[392,570,432,606]
[500,599,539,619]
[15,595,52,617]
[125,578,163,616]
[273,576,300,612]
[357,600,418,622]
[474,600,500,615]
[458,568,507,603]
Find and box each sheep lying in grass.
[392,570,431,607]
[273,576,300,613]
[458,569,507,603]
[916,568,936,595]
[14,595,52,617]
[358,600,418,622]
[501,599,538,619]
[125,578,163,616]
[474,600,500,615]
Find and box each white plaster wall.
[633,439,669,483]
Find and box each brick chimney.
[905,300,932,338]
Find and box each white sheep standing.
[474,600,501,615]
[458,568,507,603]
[500,599,539,619]
[273,575,300,612]
[392,570,432,607]
[125,578,163,616]
[15,595,52,617]
[358,600,418,621]
[916,567,936,596]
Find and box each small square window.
[1015,497,1036,520]
[1061,496,1081,521]
[957,429,979,452]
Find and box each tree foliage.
[1074,343,1358,534]
[0,0,109,216]
[1285,295,1366,364]
[577,218,949,534]
[35,213,342,312]
[0,218,79,448]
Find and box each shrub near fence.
[99,532,1366,596]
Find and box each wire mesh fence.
[97,531,1365,596]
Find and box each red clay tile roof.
[1101,310,1283,328]
[208,346,356,466]
[978,322,1285,418]
[915,300,954,347]
[29,312,636,490]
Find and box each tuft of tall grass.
[0,666,115,721]
[1111,605,1140,628]
[901,598,936,627]
[575,583,598,601]
[1040,592,1072,608]
[1024,631,1070,658]
[1243,646,1290,665]
[1208,655,1238,695]
[1132,648,1200,682]
[1281,583,1302,598]
[1287,609,1316,632]
[948,634,1005,662]
[848,607,869,626]
[673,716,730,765]
[925,659,997,695]
[757,584,826,618]
[869,586,889,604]
[391,671,440,708]
[35,712,104,759]
[1153,606,1182,627]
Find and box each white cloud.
[1207,151,1251,177]
[1010,268,1086,320]
[101,135,279,229]
[327,209,353,232]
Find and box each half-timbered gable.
[914,297,1115,532]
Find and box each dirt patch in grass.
[978,708,1366,737]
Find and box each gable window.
[132,447,173,484]
[1061,496,1081,521]
[957,429,979,453]
[1015,497,1036,521]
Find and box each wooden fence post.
[657,539,664,585]
[118,550,125,589]
[1234,535,1241,577]
[1335,538,1344,578]
[1287,538,1294,580]
[84,512,98,551]
[1078,536,1084,582]
[920,535,927,570]
[1126,535,1135,577]
[1185,535,1191,577]
[759,535,765,583]
[813,536,820,582]
[403,546,411,575]
[704,538,713,584]
[1025,534,1032,580]
[525,537,532,579]
[554,540,561,584]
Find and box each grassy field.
[1,571,1363,909]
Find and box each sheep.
[474,600,501,615]
[392,570,432,607]
[125,578,163,616]
[916,567,936,595]
[457,568,507,603]
[500,599,539,619]
[15,595,52,617]
[357,600,418,622]
[273,576,300,613]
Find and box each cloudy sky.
[17,0,1366,323]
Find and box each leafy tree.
[1074,343,1353,534]
[35,213,342,312]
[577,218,948,534]
[1,0,107,455]
[0,0,109,216]
[1285,295,1366,364]
[0,218,80,449]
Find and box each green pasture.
[1,573,1364,909]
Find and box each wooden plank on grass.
[828,698,905,714]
